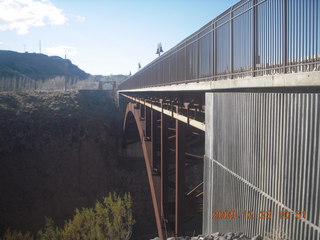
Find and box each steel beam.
[123,102,164,239]
[151,110,159,170]
[121,94,205,131]
[146,107,151,139]
[175,108,186,236]
[123,98,204,238]
[140,101,145,119]
[161,103,169,233]
[187,182,204,196]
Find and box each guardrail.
[119,0,320,91]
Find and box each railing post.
[196,35,199,80]
[160,101,169,229]
[176,49,178,82]
[230,7,234,79]
[282,0,287,73]
[252,0,257,77]
[213,21,217,79]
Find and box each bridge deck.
[119,71,320,93]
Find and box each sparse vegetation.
[62,192,134,240]
[37,218,61,240]
[0,229,34,240]
[1,193,134,240]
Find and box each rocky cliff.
[0,90,156,239]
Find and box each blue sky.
[0,0,238,75]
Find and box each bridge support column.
[122,95,204,238]
[175,110,186,236]
[146,107,151,139]
[151,110,159,170]
[161,107,169,235]
[140,102,145,119]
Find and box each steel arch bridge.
[118,0,320,239]
[121,96,205,238]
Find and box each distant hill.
[0,50,89,81]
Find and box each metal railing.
[204,92,320,239]
[119,0,320,91]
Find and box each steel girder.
[122,94,204,238]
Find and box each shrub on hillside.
[37,218,61,240]
[1,192,134,240]
[0,229,33,240]
[62,192,134,240]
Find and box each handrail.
[119,0,320,91]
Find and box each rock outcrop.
[0,90,156,239]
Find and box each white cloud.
[0,0,67,35]
[0,41,3,45]
[75,15,85,22]
[45,45,78,58]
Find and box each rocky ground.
[0,90,156,239]
[151,232,265,240]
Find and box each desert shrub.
[37,218,61,240]
[94,192,134,240]
[62,208,97,240]
[62,192,135,240]
[2,192,134,240]
[1,229,34,240]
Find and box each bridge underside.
[121,95,205,238]
[120,78,320,239]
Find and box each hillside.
[0,90,156,239]
[0,50,89,81]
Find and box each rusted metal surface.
[121,93,205,131]
[123,102,164,239]
[122,97,204,238]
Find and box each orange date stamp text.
[212,210,306,220]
